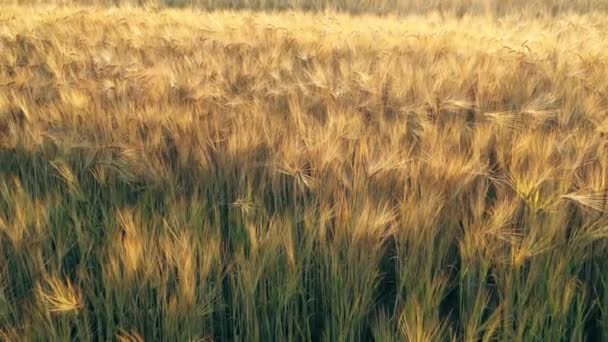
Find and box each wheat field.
[1,3,608,341]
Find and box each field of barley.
[1,2,608,341]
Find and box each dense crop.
[1,5,608,341]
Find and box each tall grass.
[1,5,608,341]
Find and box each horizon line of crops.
[4,0,608,16]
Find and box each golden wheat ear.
[36,276,83,314]
[562,191,608,213]
[116,329,145,342]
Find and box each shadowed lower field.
[1,5,608,341]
